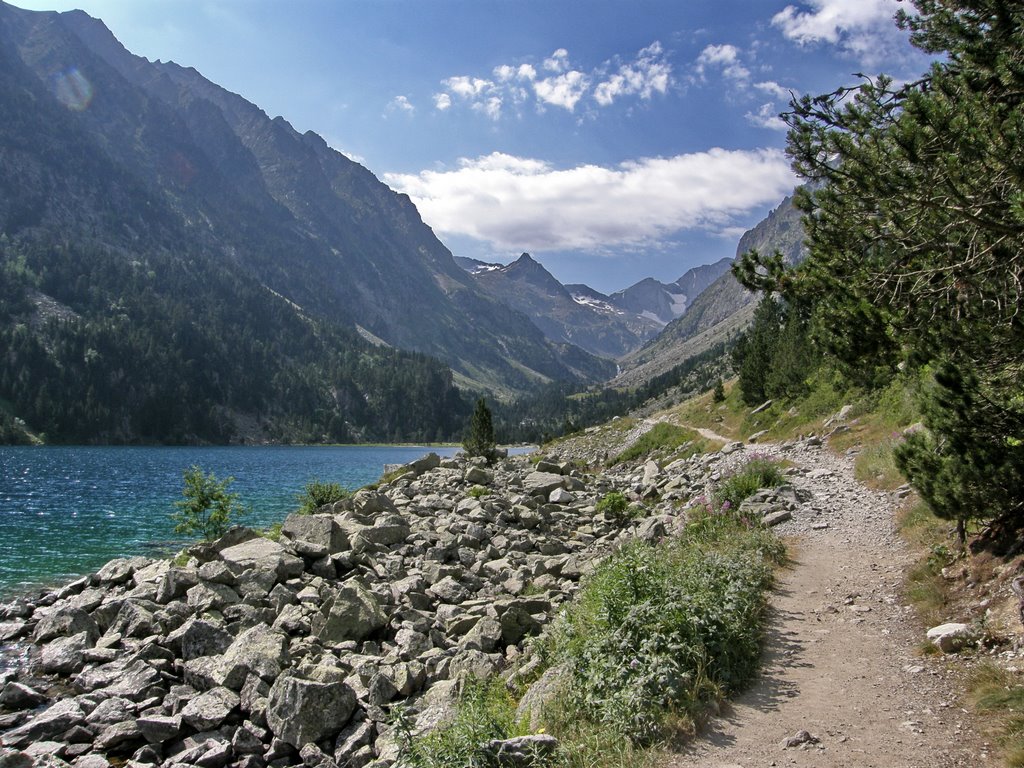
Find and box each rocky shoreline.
[0,441,804,768]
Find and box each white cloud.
[696,44,750,82]
[593,42,671,106]
[473,96,503,120]
[444,75,493,99]
[754,80,793,100]
[772,0,907,65]
[433,43,672,119]
[388,95,415,115]
[544,48,570,73]
[534,70,590,111]
[745,103,788,131]
[384,149,797,252]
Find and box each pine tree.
[463,397,496,463]
[735,0,1024,536]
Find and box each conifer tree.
[463,397,496,463]
[736,0,1024,537]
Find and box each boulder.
[32,607,98,645]
[312,582,387,644]
[280,513,349,554]
[265,671,357,749]
[219,537,304,582]
[39,631,92,675]
[166,617,233,660]
[465,466,493,486]
[523,472,565,497]
[1,698,86,747]
[180,686,240,731]
[484,734,560,767]
[927,622,976,653]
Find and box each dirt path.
[665,438,986,768]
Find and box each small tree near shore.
[172,465,246,541]
[463,397,496,463]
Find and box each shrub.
[552,513,783,745]
[171,465,246,541]
[296,478,349,515]
[467,485,489,499]
[714,456,785,509]
[595,491,629,519]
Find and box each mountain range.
[0,2,805,444]
[0,3,614,442]
[455,254,732,359]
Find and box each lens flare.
[52,67,94,111]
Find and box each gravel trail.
[665,438,986,768]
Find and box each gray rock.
[155,566,199,604]
[406,453,441,476]
[166,618,233,660]
[428,576,471,605]
[0,682,47,711]
[84,696,134,726]
[926,622,976,653]
[93,719,143,751]
[281,513,350,554]
[1,698,86,747]
[547,488,574,505]
[185,623,289,692]
[266,670,357,749]
[180,686,240,731]
[219,537,304,582]
[313,582,387,645]
[763,510,793,527]
[464,466,493,486]
[462,617,502,653]
[186,582,240,612]
[523,472,565,497]
[515,665,565,731]
[39,631,91,675]
[136,714,182,744]
[32,607,98,645]
[484,734,560,767]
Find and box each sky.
[10,0,935,293]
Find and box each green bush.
[714,457,785,510]
[552,513,783,744]
[595,491,630,519]
[171,465,247,541]
[467,485,489,499]
[296,478,350,515]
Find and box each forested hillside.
[0,3,613,443]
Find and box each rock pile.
[0,445,802,768]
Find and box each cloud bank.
[385,149,796,252]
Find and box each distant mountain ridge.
[454,254,732,359]
[614,195,805,386]
[0,3,613,442]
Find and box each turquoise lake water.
[0,445,463,599]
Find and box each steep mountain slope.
[460,254,660,359]
[614,196,805,387]
[0,4,613,442]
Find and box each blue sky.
[11,0,934,293]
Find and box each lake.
[0,445,465,599]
